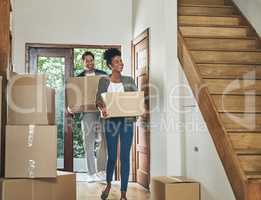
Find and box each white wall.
[13,0,132,74]
[133,0,235,199]
[181,75,235,200]
[234,0,261,35]
[133,0,182,176]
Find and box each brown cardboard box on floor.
[0,171,76,200]
[7,74,55,125]
[53,171,76,200]
[151,176,200,200]
[66,76,101,113]
[101,91,145,118]
[5,125,57,178]
[0,179,53,200]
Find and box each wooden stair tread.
[198,62,261,65]
[192,51,261,65]
[227,130,261,133]
[227,129,261,135]
[179,15,241,26]
[191,49,261,52]
[185,37,259,51]
[179,14,241,18]
[178,4,237,17]
[213,95,261,112]
[199,64,261,80]
[205,79,261,95]
[179,26,248,37]
[205,77,261,80]
[238,155,261,172]
[246,172,261,179]
[227,129,261,134]
[179,4,234,8]
[188,48,261,52]
[182,35,257,40]
[179,24,248,28]
[236,149,261,155]
[198,63,261,66]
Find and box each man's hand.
[66,107,74,117]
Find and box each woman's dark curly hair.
[103,48,121,67]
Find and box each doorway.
[132,29,151,189]
[27,47,73,171]
[26,44,119,175]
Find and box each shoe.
[101,183,111,200]
[87,173,99,183]
[100,190,109,199]
[120,191,127,200]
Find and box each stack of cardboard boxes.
[1,74,76,200]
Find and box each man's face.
[83,55,95,70]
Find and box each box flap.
[9,74,47,86]
[57,171,75,176]
[152,176,198,184]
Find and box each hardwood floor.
[77,181,150,200]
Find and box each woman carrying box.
[96,48,138,200]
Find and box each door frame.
[131,28,151,186]
[25,43,121,173]
[26,46,74,172]
[25,43,120,73]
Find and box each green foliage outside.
[37,48,110,159]
[37,57,65,158]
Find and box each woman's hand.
[101,107,108,118]
[97,103,108,118]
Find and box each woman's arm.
[96,78,105,108]
[96,77,109,117]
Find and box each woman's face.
[83,55,95,71]
[110,56,124,73]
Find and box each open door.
[27,47,74,172]
[132,29,150,189]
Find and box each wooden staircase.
[178,0,261,199]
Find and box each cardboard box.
[66,76,101,113]
[0,179,52,200]
[151,176,200,200]
[53,171,76,200]
[5,125,57,178]
[7,74,55,125]
[101,91,145,118]
[0,171,76,200]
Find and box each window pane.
[37,56,65,169]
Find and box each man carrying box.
[70,51,107,181]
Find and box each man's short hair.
[82,51,95,60]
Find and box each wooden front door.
[27,47,74,172]
[132,29,150,189]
